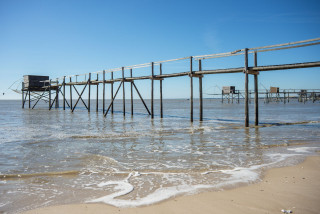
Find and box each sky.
[0,0,320,99]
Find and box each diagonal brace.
[104,82,123,117]
[59,88,71,108]
[72,85,89,110]
[72,81,89,112]
[132,82,151,115]
[32,90,47,109]
[49,86,62,110]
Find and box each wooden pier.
[21,38,320,127]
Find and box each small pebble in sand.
[281,209,292,213]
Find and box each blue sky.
[1,0,320,99]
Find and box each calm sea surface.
[0,99,319,213]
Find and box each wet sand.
[22,156,320,214]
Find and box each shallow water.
[0,99,319,213]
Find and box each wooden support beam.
[190,56,193,122]
[111,72,114,114]
[50,85,62,110]
[189,73,203,78]
[28,90,31,108]
[63,76,66,110]
[160,63,163,118]
[69,77,73,110]
[22,82,25,108]
[151,62,154,119]
[254,51,259,126]
[96,73,99,112]
[88,73,91,112]
[130,69,133,116]
[244,48,249,127]
[59,89,71,108]
[133,82,151,115]
[153,77,164,80]
[72,81,89,112]
[32,90,46,109]
[199,59,203,121]
[55,79,59,108]
[48,80,51,110]
[122,67,125,116]
[72,85,89,110]
[104,82,123,116]
[103,70,105,113]
[23,91,28,108]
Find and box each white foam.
[88,183,212,207]
[287,147,319,153]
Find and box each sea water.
[0,99,319,213]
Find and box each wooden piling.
[151,62,154,119]
[221,92,224,103]
[103,70,105,113]
[190,56,193,122]
[22,82,25,108]
[231,92,234,104]
[313,91,315,103]
[199,59,203,121]
[96,74,99,112]
[49,80,51,110]
[28,90,31,108]
[88,73,91,112]
[111,72,114,113]
[160,63,163,118]
[55,79,59,108]
[69,77,73,110]
[254,52,259,126]
[244,48,249,127]
[130,69,133,115]
[122,67,125,116]
[63,76,66,110]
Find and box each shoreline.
[22,155,320,214]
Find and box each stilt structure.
[21,38,320,127]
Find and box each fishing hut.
[21,38,320,128]
[22,75,60,109]
[221,86,240,103]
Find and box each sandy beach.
[22,155,320,214]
